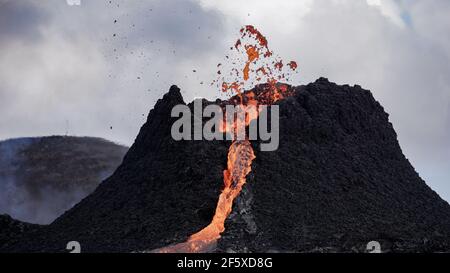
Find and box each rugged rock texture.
[0,214,40,250]
[2,79,450,253]
[0,136,128,224]
[218,78,450,253]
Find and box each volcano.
[2,79,450,253]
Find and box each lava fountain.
[154,25,298,253]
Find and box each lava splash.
[153,25,298,253]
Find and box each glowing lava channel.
[155,140,255,253]
[153,25,297,253]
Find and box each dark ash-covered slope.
[3,79,450,253]
[0,215,40,250]
[219,78,450,252]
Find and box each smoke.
[0,138,34,220]
[0,138,118,225]
[6,184,90,225]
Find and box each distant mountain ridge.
[0,136,128,224]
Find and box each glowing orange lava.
[153,25,298,253]
[154,140,255,253]
[243,45,259,81]
[287,61,298,71]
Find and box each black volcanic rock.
[3,81,450,253]
[0,214,39,249]
[218,78,450,253]
[0,136,128,224]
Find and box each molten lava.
[243,45,259,81]
[154,140,255,253]
[154,25,298,253]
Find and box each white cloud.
[0,0,226,145]
[198,0,313,34]
[366,0,405,27]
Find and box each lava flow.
[154,25,298,253]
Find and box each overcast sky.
[0,0,449,202]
